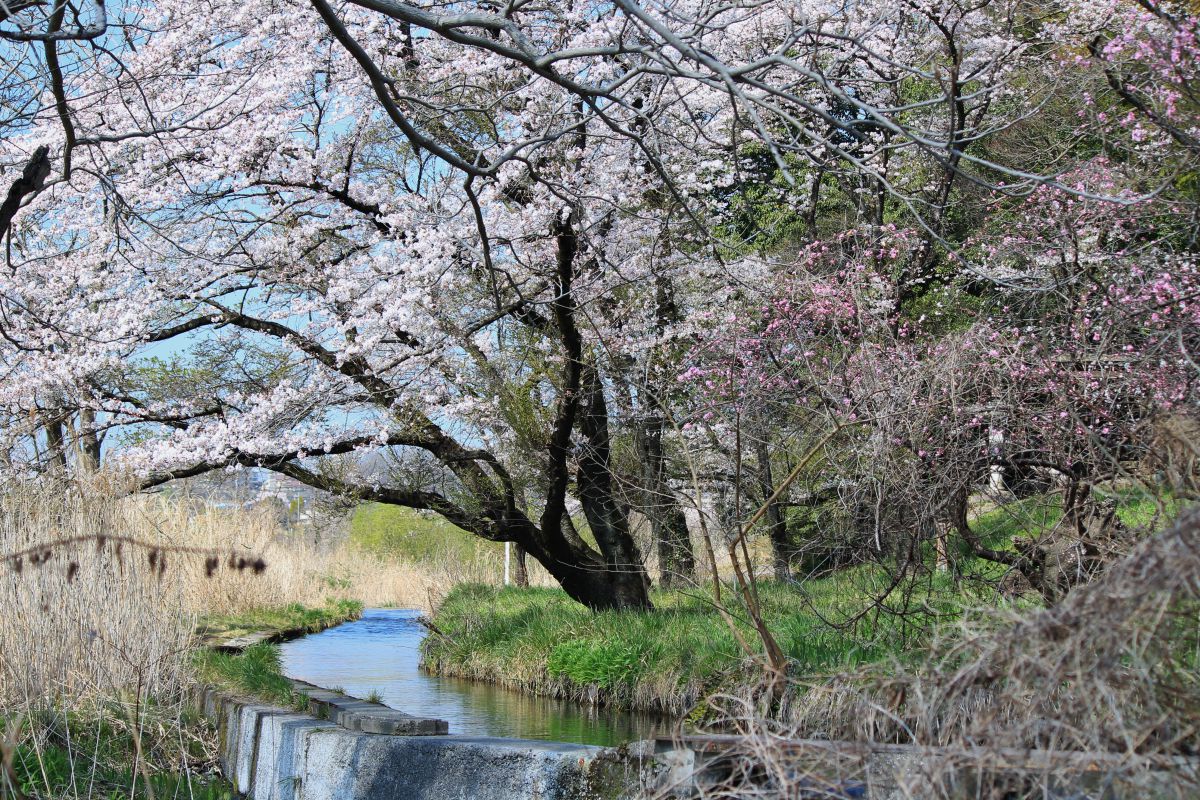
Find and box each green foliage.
[900,280,986,336]
[322,574,352,591]
[350,503,498,561]
[547,640,642,688]
[131,340,296,400]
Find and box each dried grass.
[0,481,193,711]
[678,506,1200,799]
[0,475,528,797]
[0,476,508,711]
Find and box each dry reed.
[674,506,1200,799]
[0,474,534,797]
[0,476,523,711]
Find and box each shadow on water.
[280,608,671,746]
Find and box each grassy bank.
[191,601,362,710]
[422,491,1178,717]
[196,599,362,647]
[421,572,982,717]
[193,643,301,708]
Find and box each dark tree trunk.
[507,510,651,610]
[950,485,1053,601]
[655,504,694,589]
[44,412,67,471]
[638,412,695,588]
[575,366,652,608]
[531,212,651,611]
[77,407,102,474]
[753,431,792,582]
[513,543,529,587]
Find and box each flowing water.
[279,608,671,747]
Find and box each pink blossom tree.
[0,0,1195,611]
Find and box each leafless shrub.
[672,506,1200,799]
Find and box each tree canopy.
[0,0,1196,609]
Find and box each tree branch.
[0,146,50,236]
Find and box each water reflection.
[279,608,670,746]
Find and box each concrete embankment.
[197,684,647,800]
[198,683,1198,799]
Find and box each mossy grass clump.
[193,643,299,708]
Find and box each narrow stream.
[279,608,671,747]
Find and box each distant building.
[174,467,322,528]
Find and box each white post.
[504,541,511,586]
[988,425,1006,494]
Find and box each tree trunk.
[638,412,695,588]
[43,412,67,471]
[753,432,792,582]
[575,366,652,608]
[655,506,694,589]
[76,407,102,474]
[513,543,529,587]
[511,513,651,610]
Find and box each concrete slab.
[298,730,607,800]
[251,712,337,800]
[287,678,448,736]
[198,687,630,800]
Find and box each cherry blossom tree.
[0,0,1195,612]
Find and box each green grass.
[8,743,232,800]
[5,707,232,800]
[193,643,300,707]
[424,489,1184,715]
[422,570,980,715]
[970,486,1174,548]
[192,600,362,707]
[9,744,233,800]
[196,599,362,646]
[350,503,501,561]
